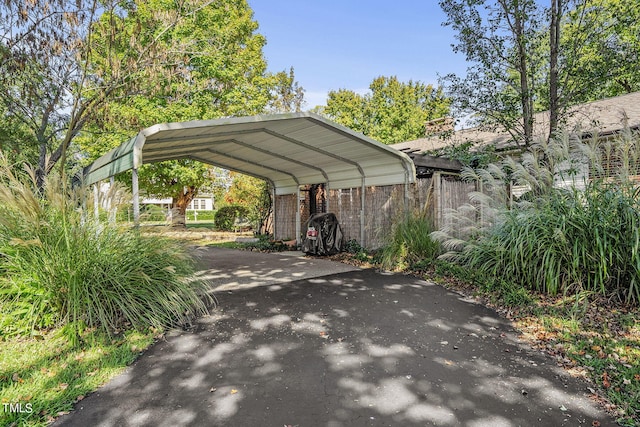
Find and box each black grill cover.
[302,213,344,255]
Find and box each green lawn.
[0,329,157,426]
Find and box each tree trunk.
[512,2,533,147]
[259,205,273,235]
[171,186,197,228]
[549,0,561,140]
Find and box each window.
[200,199,206,210]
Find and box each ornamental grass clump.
[0,155,212,342]
[433,130,640,304]
[380,211,441,271]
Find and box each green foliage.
[380,212,441,271]
[558,0,640,103]
[344,239,365,254]
[186,210,216,221]
[214,205,248,231]
[138,160,211,204]
[0,328,156,426]
[439,0,543,146]
[141,204,168,222]
[222,172,272,232]
[435,131,640,304]
[440,0,640,144]
[0,156,211,343]
[344,239,369,262]
[266,67,306,112]
[433,260,534,307]
[241,234,290,252]
[319,76,450,144]
[76,0,302,222]
[427,140,499,168]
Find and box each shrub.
[141,204,168,222]
[0,156,212,343]
[379,212,441,271]
[434,131,640,304]
[241,234,289,252]
[214,205,248,231]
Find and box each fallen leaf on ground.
[230,389,238,394]
[602,372,611,389]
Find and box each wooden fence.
[272,172,475,248]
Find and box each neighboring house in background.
[140,194,215,221]
[391,91,640,156]
[186,195,214,211]
[141,197,173,212]
[391,91,640,203]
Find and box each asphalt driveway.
[54,247,616,426]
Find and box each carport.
[83,112,415,247]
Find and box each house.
[186,195,215,211]
[390,92,640,219]
[391,91,640,156]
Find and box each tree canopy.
[440,0,640,146]
[318,76,450,144]
[439,0,543,146]
[74,0,303,225]
[0,0,303,226]
[0,0,199,186]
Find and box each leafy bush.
[434,131,640,304]
[214,205,248,231]
[0,156,212,343]
[241,234,290,252]
[141,204,168,221]
[344,239,365,254]
[379,212,441,271]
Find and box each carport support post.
[109,176,116,224]
[93,183,99,221]
[360,179,366,247]
[325,181,330,212]
[132,167,140,226]
[295,186,301,247]
[271,186,276,239]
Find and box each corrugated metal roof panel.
[83,112,415,193]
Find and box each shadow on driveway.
[54,249,616,426]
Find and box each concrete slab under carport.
[53,248,617,427]
[190,247,360,292]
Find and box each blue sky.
[248,1,469,109]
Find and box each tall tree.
[442,0,640,144]
[267,67,306,113]
[439,0,543,148]
[319,76,450,144]
[557,0,640,103]
[0,0,199,188]
[223,172,272,233]
[549,0,561,138]
[79,0,304,226]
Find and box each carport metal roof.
[83,112,416,195]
